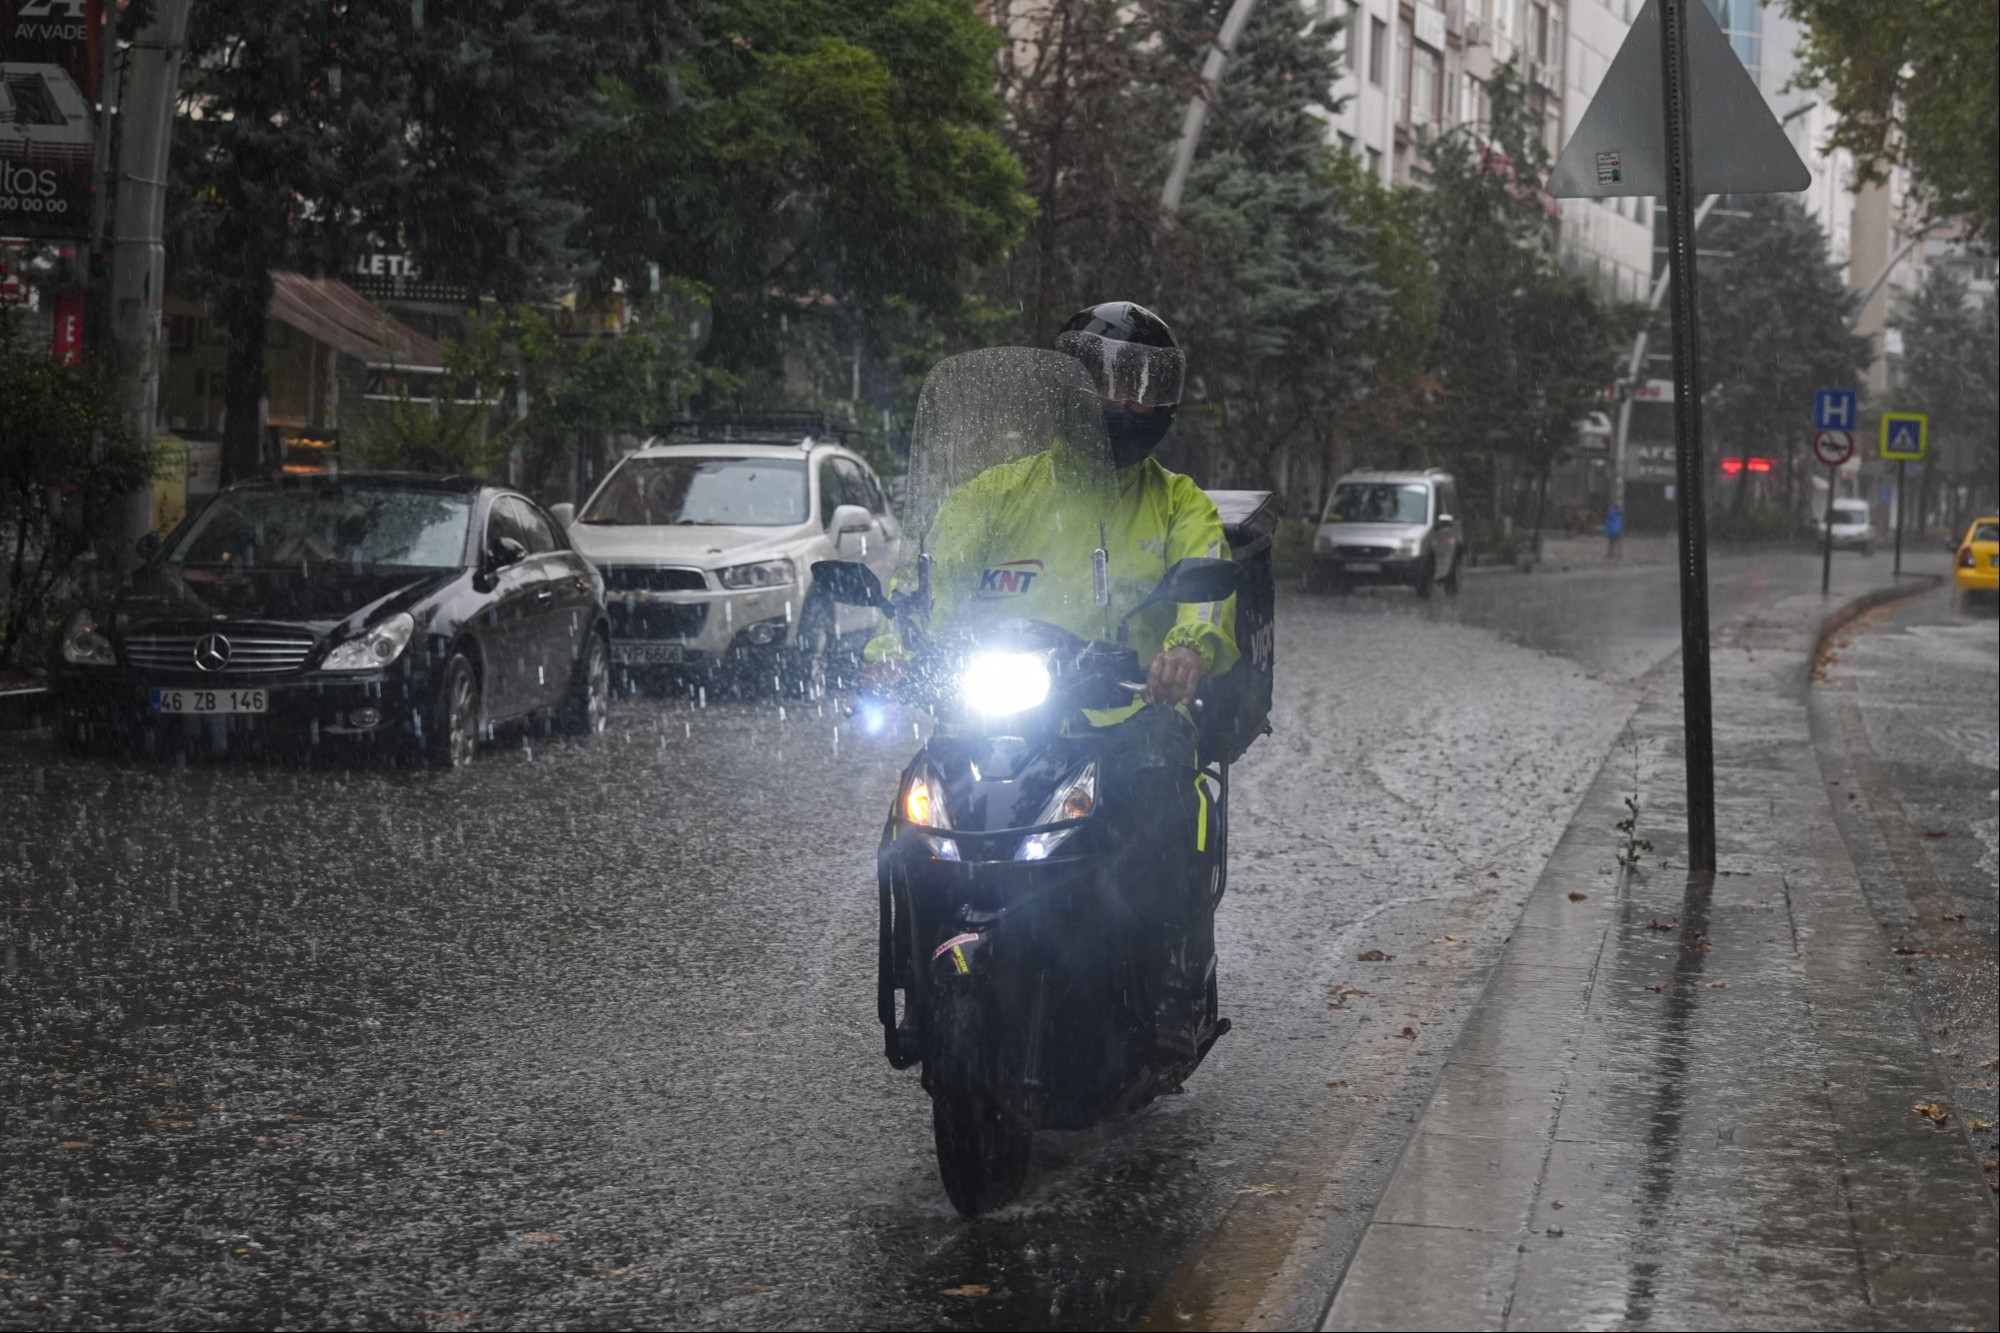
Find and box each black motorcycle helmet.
[1055,302,1185,469]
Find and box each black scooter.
[815,554,1245,1215]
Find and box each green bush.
[1,311,153,673]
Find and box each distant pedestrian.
[1604,503,1625,558]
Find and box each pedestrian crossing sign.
[1879,411,1928,461]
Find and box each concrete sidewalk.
[1323,569,1998,1331]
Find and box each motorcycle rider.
[862,302,1238,1063]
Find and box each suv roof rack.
[655,413,850,446]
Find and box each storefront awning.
[268,271,446,369]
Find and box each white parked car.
[1815,498,1875,554]
[551,423,902,692]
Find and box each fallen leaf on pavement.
[1327,1080,1349,1089]
[1430,934,1464,945]
[1546,1226,1565,1237]
[1327,1002,1349,1011]
[1651,983,1670,994]
[1913,1102,1951,1125]
[1696,936,1712,953]
[1646,918,1679,932]
[1709,981,1727,989]
[58,1140,87,1150]
[1980,1158,1997,1171]
[1396,1026,1418,1040]
[1987,1058,1999,1072]
[740,1283,771,1293]
[1922,828,1947,838]
[1891,945,1938,957]
[1549,1200,1564,1210]
[1235,1183,1289,1197]
[1567,892,1589,902]
[942,1285,989,1298]
[1356,949,1391,962]
[1330,984,1370,997]
[1967,1118,1993,1131]
[521,1231,561,1244]
[1941,912,1965,922]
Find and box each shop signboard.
[0,0,103,240]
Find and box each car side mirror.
[829,503,873,537]
[548,502,576,529]
[488,535,528,570]
[810,559,889,610]
[136,532,163,560]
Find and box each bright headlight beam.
[959,652,1051,716]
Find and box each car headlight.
[1399,538,1424,556]
[323,612,415,671]
[959,651,1052,716]
[61,608,115,666]
[903,767,952,829]
[717,558,796,590]
[1016,762,1098,861]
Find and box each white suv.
[552,424,901,691]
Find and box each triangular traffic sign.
[1891,424,1918,449]
[1547,0,1810,198]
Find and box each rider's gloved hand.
[1144,645,1206,706]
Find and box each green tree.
[570,1,1030,383]
[0,313,153,671]
[1698,196,1871,530]
[170,1,618,485]
[1155,0,1389,496]
[1415,61,1631,547]
[1781,0,1998,244]
[1894,267,2000,529]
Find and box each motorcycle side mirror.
[810,559,890,611]
[1116,557,1244,641]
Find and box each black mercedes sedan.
[52,474,610,767]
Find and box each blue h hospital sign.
[1813,388,1857,432]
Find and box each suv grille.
[600,565,708,593]
[608,603,709,642]
[1336,545,1396,559]
[123,629,318,674]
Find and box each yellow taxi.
[1953,515,1999,601]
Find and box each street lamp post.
[1161,0,1265,215]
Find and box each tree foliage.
[1894,267,2000,522]
[0,314,152,671]
[1781,0,1998,244]
[1698,196,1871,518]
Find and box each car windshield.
[1328,483,1430,525]
[168,487,472,569]
[1832,502,1869,521]
[580,457,809,527]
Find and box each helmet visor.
[1056,330,1185,407]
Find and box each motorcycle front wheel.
[927,992,1033,1216]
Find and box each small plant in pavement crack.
[1614,727,1654,870]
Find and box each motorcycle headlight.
[959,651,1052,716]
[903,768,952,829]
[323,612,415,671]
[61,607,115,667]
[717,557,796,590]
[1016,762,1098,861]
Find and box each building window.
[1397,17,1414,122]
[1366,146,1384,179]
[1411,45,1441,126]
[1338,130,1356,154]
[1369,15,1387,86]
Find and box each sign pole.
[1893,462,1906,577]
[1821,465,1837,595]
[1656,0,1717,877]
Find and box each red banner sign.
[50,288,81,361]
[0,0,104,240]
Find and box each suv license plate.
[151,687,268,714]
[613,643,685,665]
[1344,561,1381,573]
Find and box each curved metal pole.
[1161,0,1264,216]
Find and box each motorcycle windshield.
[896,347,1118,644]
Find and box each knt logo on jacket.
[976,559,1044,599]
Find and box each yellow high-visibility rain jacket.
[864,454,1239,718]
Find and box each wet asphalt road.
[1812,580,2000,1200]
[0,547,1914,1331]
